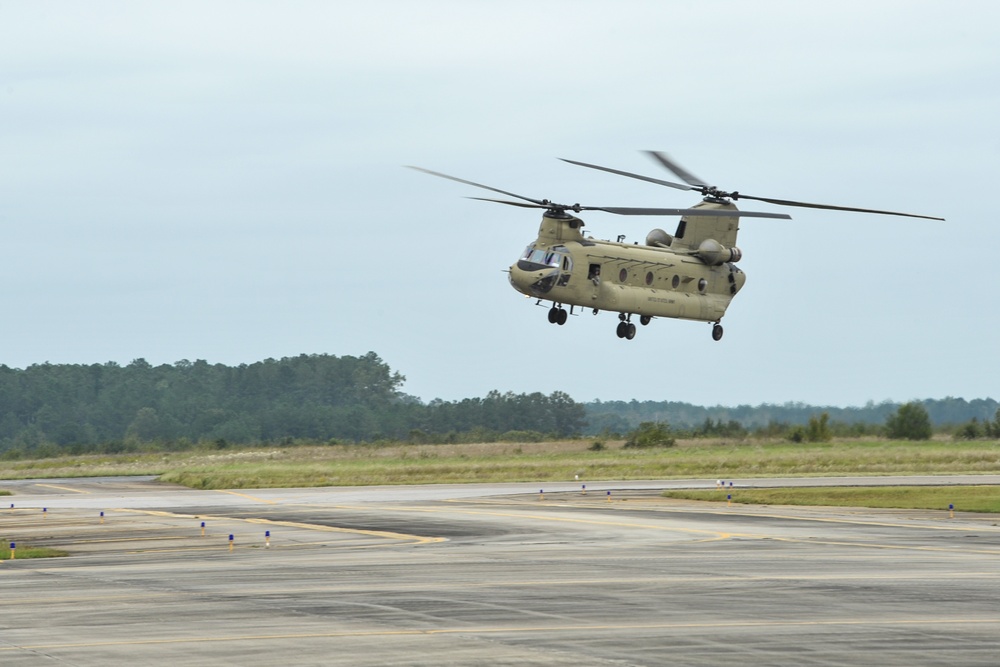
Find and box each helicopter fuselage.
[413,151,942,341]
[508,202,746,337]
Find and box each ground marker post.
[9,542,14,560]
[265,530,271,549]
[229,534,234,552]
[716,479,722,489]
[9,503,13,513]
[581,484,586,496]
[606,490,612,503]
[539,489,544,501]
[100,511,104,524]
[43,507,47,519]
[949,503,955,519]
[201,521,205,537]
[727,494,732,508]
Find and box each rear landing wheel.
[557,308,568,325]
[625,323,637,340]
[616,321,627,338]
[712,324,724,341]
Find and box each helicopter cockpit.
[518,245,572,273]
[512,244,573,295]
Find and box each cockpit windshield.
[520,245,563,268]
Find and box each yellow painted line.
[115,509,445,546]
[404,503,1000,556]
[71,535,195,544]
[33,483,90,494]
[772,536,1000,556]
[3,617,1000,651]
[215,490,279,504]
[455,496,1000,535]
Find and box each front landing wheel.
[712,324,724,341]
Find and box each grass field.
[0,438,998,490]
[0,544,68,560]
[663,485,1000,513]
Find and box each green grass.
[1,438,999,489]
[662,486,1000,513]
[0,543,68,560]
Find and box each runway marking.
[407,503,1000,555]
[772,536,1000,556]
[215,490,279,504]
[494,497,1000,534]
[115,509,445,546]
[3,617,1000,651]
[33,483,90,494]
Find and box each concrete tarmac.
[2,476,1000,665]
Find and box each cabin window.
[618,268,628,283]
[672,275,680,289]
[645,271,654,286]
[698,278,707,292]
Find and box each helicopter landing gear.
[616,314,637,340]
[548,305,568,325]
[712,323,724,341]
[639,315,652,326]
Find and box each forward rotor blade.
[644,151,709,188]
[468,197,548,209]
[560,158,692,192]
[732,193,945,221]
[407,166,548,207]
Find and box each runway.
[2,476,1000,665]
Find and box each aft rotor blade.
[560,158,692,192]
[472,197,790,218]
[644,151,710,188]
[599,206,790,219]
[731,193,945,221]
[407,166,548,207]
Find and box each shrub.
[885,402,932,440]
[806,413,832,442]
[623,422,675,448]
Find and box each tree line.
[0,353,585,458]
[0,352,995,459]
[583,397,1000,436]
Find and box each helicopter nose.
[509,264,558,296]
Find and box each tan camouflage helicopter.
[410,152,943,341]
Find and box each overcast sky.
[1,1,997,408]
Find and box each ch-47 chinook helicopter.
[410,152,943,341]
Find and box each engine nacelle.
[645,228,673,248]
[696,238,742,265]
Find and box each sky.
[1,1,997,408]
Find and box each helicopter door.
[557,254,573,286]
